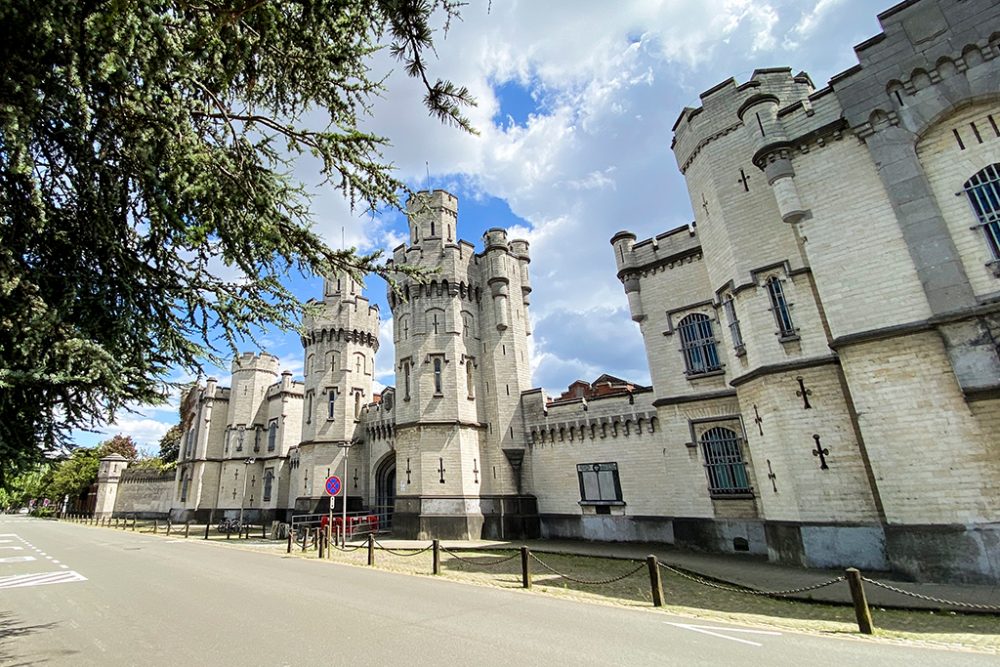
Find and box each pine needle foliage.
[0,0,476,476]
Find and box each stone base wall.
[392,495,539,540]
[112,471,174,518]
[885,523,1000,584]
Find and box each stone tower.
[293,270,380,513]
[93,453,128,518]
[387,190,538,538]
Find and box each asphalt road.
[0,516,992,666]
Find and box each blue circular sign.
[325,475,342,496]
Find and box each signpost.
[325,474,342,545]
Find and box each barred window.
[765,277,796,338]
[701,427,751,495]
[267,419,277,452]
[722,296,744,352]
[576,462,622,502]
[964,163,1000,263]
[677,313,721,375]
[263,468,274,502]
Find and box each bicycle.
[217,518,242,534]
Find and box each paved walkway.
[362,536,1000,613]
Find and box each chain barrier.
[530,553,646,586]
[861,577,1000,612]
[658,562,845,597]
[333,541,365,552]
[440,547,521,568]
[373,540,434,557]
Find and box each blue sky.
[79,0,889,453]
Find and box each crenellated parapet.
[611,226,701,323]
[520,385,659,448]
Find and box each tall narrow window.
[253,427,260,453]
[765,277,796,338]
[263,468,274,502]
[466,359,475,399]
[403,361,411,399]
[305,391,313,424]
[236,425,245,452]
[722,296,744,353]
[180,473,190,502]
[307,353,314,376]
[963,163,1000,265]
[677,313,721,376]
[433,358,443,394]
[701,427,751,495]
[430,220,435,237]
[267,419,277,452]
[327,388,337,420]
[354,391,362,418]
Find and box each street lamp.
[238,457,256,528]
[337,443,352,543]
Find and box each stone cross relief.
[405,458,412,484]
[795,376,813,409]
[737,168,751,192]
[438,457,446,484]
[473,458,479,484]
[812,434,830,470]
[701,194,710,216]
[753,404,764,436]
[766,459,778,493]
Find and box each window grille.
[576,462,622,502]
[765,277,796,337]
[964,163,1000,263]
[267,420,277,452]
[677,313,722,375]
[722,296,744,351]
[263,468,274,502]
[701,427,751,495]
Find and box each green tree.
[158,424,183,465]
[96,434,139,461]
[0,0,473,476]
[49,449,101,502]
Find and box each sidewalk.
[364,536,1000,613]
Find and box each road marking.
[0,570,87,589]
[0,546,24,551]
[664,622,781,647]
[0,556,37,564]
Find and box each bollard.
[521,546,531,589]
[131,517,136,531]
[319,533,325,559]
[301,528,308,552]
[114,518,119,529]
[227,525,231,540]
[845,568,875,635]
[153,521,158,534]
[185,521,191,539]
[205,522,210,540]
[646,556,664,607]
[263,523,267,540]
[367,534,375,566]
[166,521,171,536]
[287,530,293,554]
[433,540,441,575]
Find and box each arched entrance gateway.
[374,454,396,532]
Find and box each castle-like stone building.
[95,0,999,584]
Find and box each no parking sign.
[325,475,342,496]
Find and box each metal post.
[301,528,308,552]
[433,540,440,575]
[131,517,136,531]
[166,521,171,536]
[521,547,531,589]
[325,525,332,559]
[845,568,875,635]
[340,443,350,546]
[647,556,664,607]
[287,530,293,554]
[185,521,191,538]
[238,457,256,531]
[319,531,325,559]
[205,521,210,539]
[367,533,375,566]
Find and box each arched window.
[765,277,796,338]
[964,163,1000,263]
[701,427,751,495]
[267,419,277,452]
[433,358,443,394]
[677,313,721,375]
[306,353,315,376]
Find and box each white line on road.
[0,570,87,589]
[0,546,24,550]
[664,622,782,647]
[0,556,37,563]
